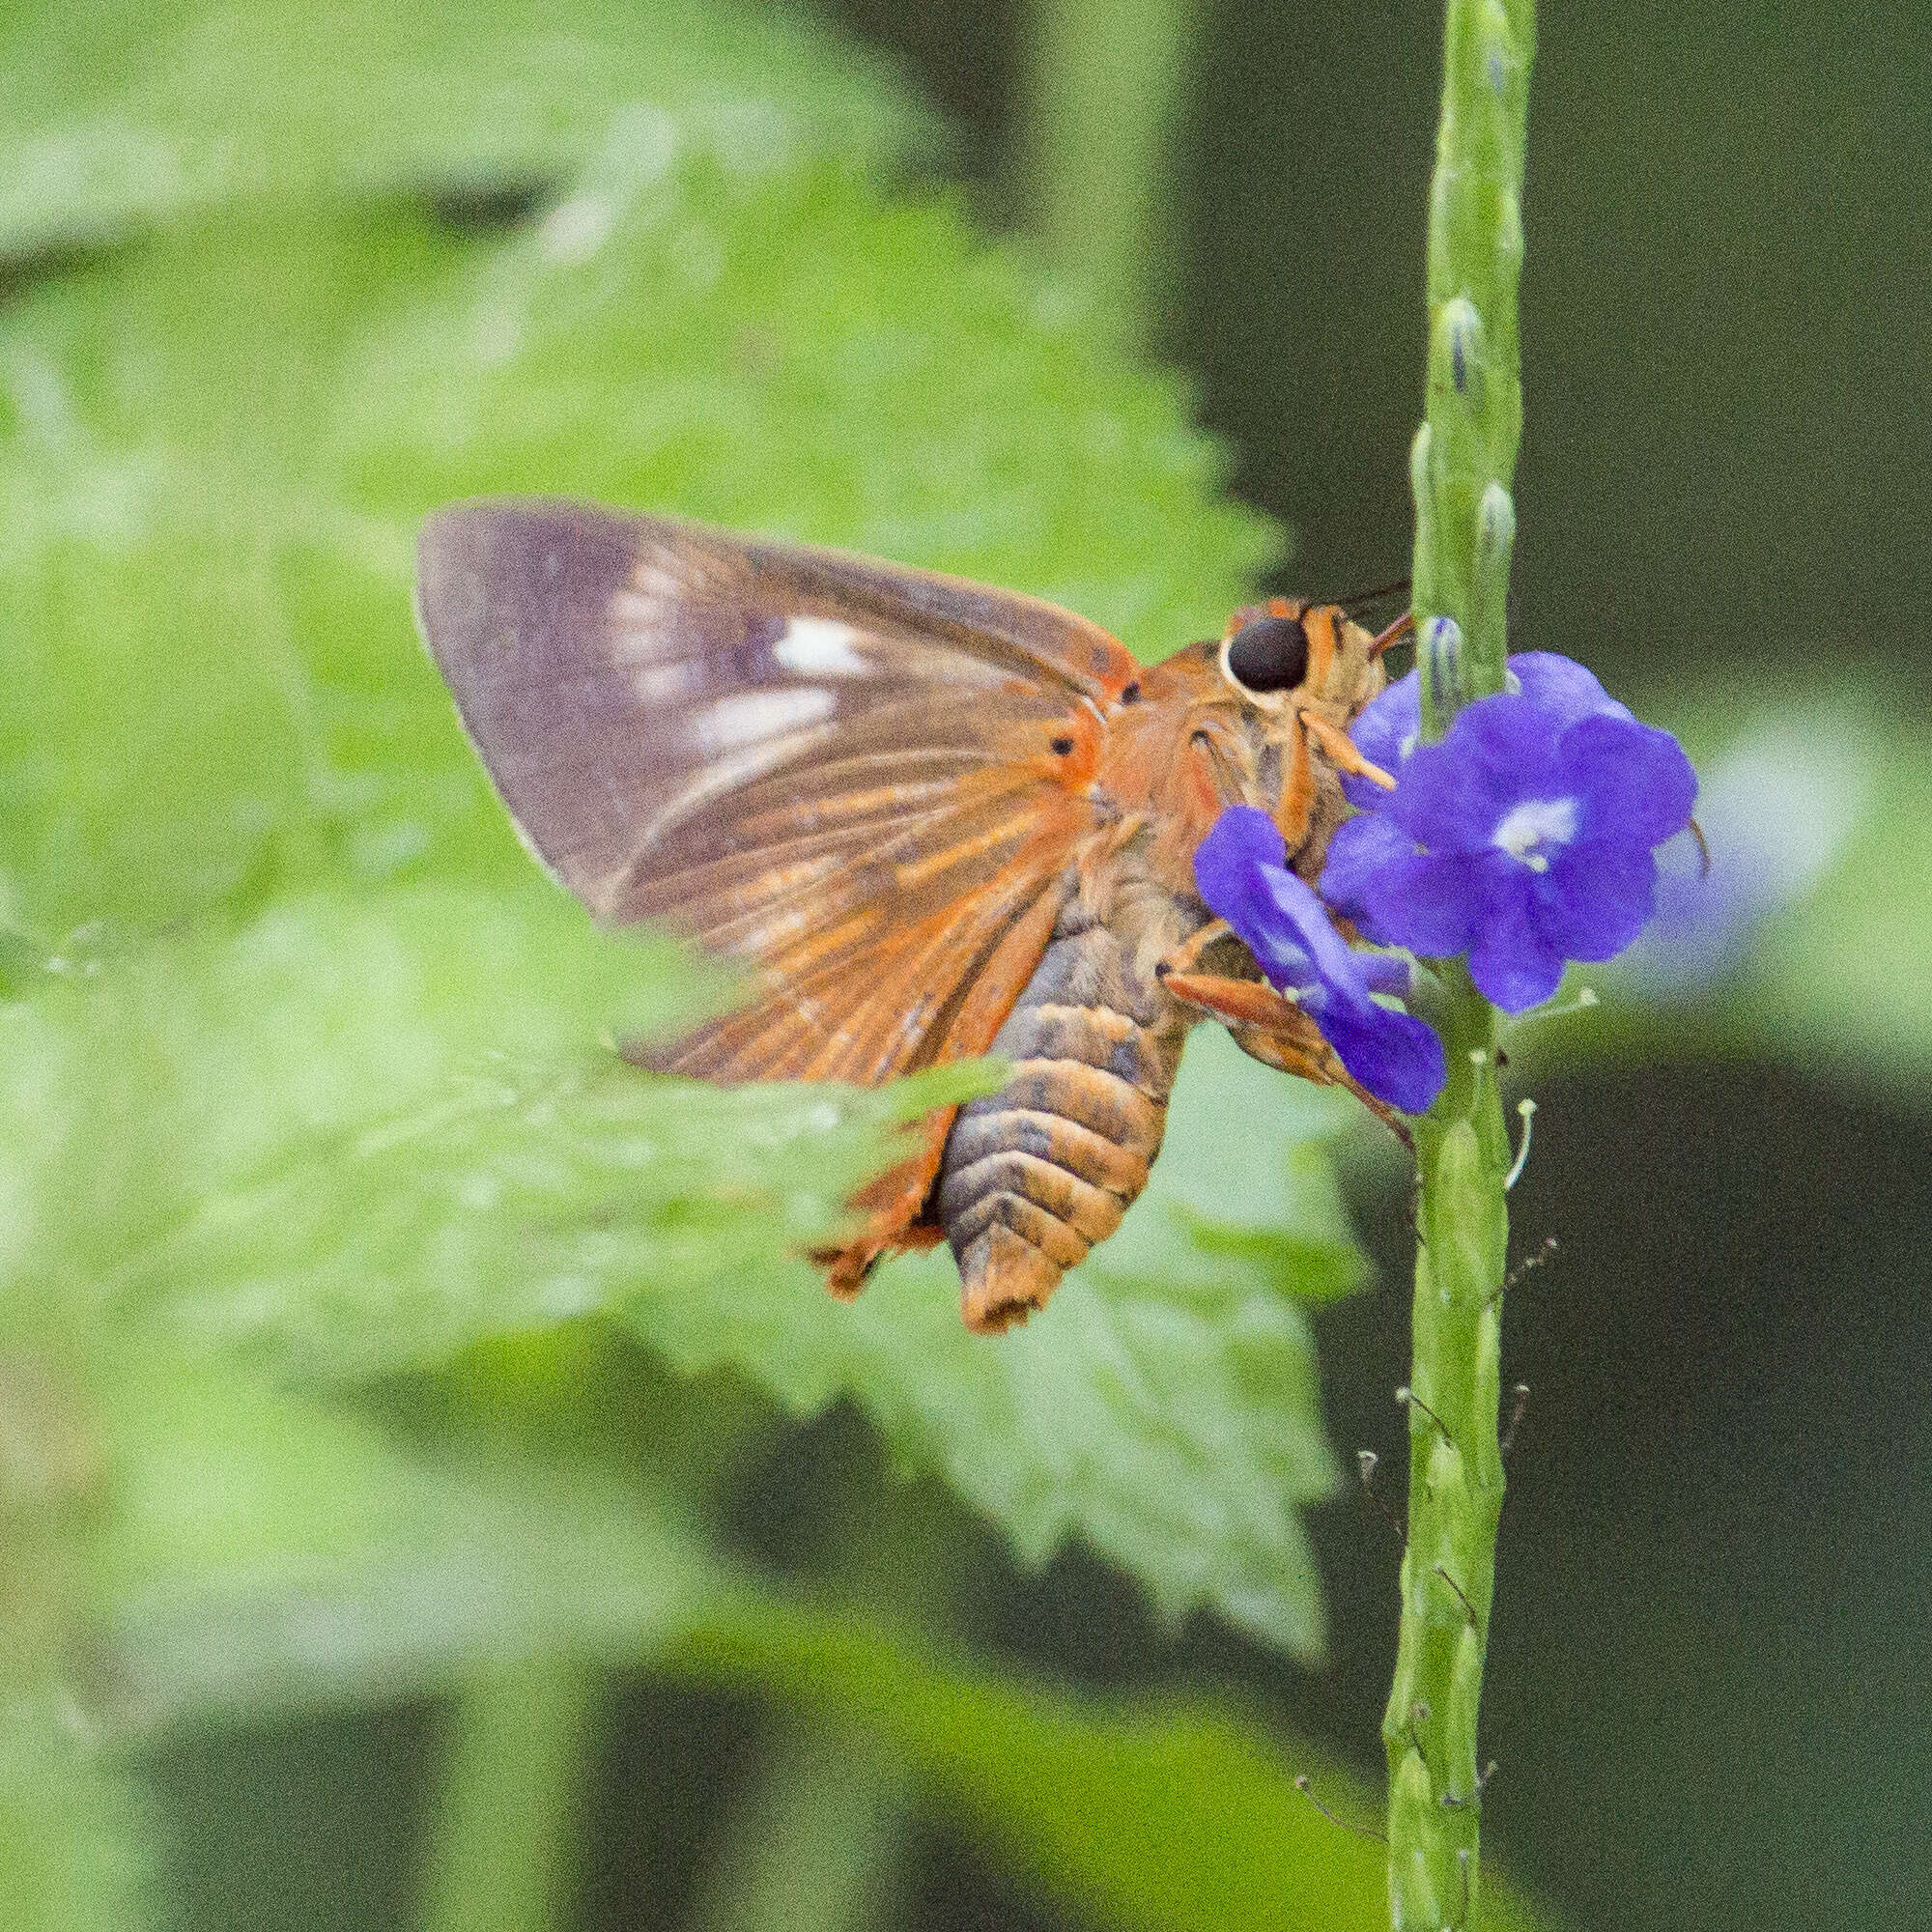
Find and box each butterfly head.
[1121,595,1399,877]
[1215,596,1390,717]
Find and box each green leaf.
[0,1700,151,1932]
[0,215,482,944]
[329,122,1337,1654]
[5,893,1348,1654]
[91,1362,715,1729]
[0,0,1343,1669]
[673,1598,1556,1932]
[84,1368,1552,1932]
[626,1030,1358,1659]
[0,887,987,1373]
[0,0,925,259]
[330,130,1277,659]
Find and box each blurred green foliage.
[4,3,1912,1928]
[0,2,1477,1927]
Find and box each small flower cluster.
[1194,653,1698,1114]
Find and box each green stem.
[1385,2,1535,1925]
[1012,0,1192,343]
[418,1660,597,1932]
[1382,970,1510,1929]
[1411,0,1536,730]
[682,1724,910,1932]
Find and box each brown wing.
[413,498,1142,1097]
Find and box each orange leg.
[1300,712,1396,790]
[1276,718,1318,846]
[811,1107,954,1293]
[1162,969,1411,1145]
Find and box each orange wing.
[414,499,1145,1278]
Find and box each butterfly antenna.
[1366,610,1416,660]
[1334,573,1412,611]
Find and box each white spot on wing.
[693,689,836,754]
[775,616,867,677]
[610,568,691,666]
[626,659,711,708]
[611,587,664,627]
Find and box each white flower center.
[1492,796,1578,871]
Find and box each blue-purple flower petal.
[1332,649,1698,1009]
[1535,841,1658,960]
[1508,651,1631,725]
[1193,806,1446,1113]
[1357,951,1416,999]
[1191,809,1320,990]
[1352,849,1487,959]
[1318,811,1415,940]
[1562,714,1699,848]
[1196,646,1689,1081]
[1344,652,1619,810]
[1321,1002,1448,1117]
[1342,671,1420,807]
[1266,866,1380,998]
[1467,893,1567,1011]
[1386,696,1566,850]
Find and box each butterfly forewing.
[414,499,1141,1088]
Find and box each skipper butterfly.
[416,501,1406,1330]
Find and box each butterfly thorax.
[1102,624,1385,893]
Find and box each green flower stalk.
[1411,0,1535,726]
[1015,0,1192,343]
[1385,1,1535,1925]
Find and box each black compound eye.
[1224,614,1310,695]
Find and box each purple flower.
[1321,654,1698,1012]
[1194,808,1447,1114]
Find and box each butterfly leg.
[1298,712,1396,791]
[1277,723,1318,848]
[1161,969,1411,1143]
[812,1108,952,1293]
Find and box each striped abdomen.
[937,908,1191,1331]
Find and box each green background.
[2,3,1925,1929]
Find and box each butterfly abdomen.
[936,908,1190,1331]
